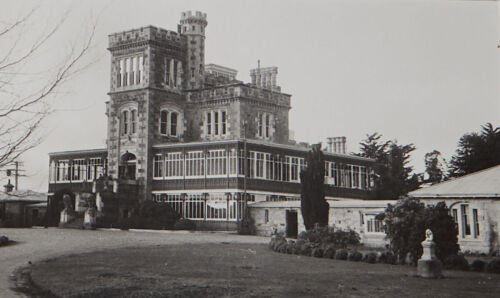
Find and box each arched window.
[121,110,129,135]
[131,110,137,134]
[160,110,168,135]
[170,112,178,136]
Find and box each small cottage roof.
[409,165,500,199]
[0,189,47,203]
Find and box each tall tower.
[179,11,207,89]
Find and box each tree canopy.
[0,6,96,169]
[424,150,447,184]
[358,133,419,199]
[449,123,500,177]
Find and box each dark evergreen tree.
[358,133,419,199]
[449,123,500,177]
[377,197,459,265]
[300,143,329,230]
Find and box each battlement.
[180,11,208,25]
[108,26,186,49]
[187,84,291,108]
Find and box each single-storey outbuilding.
[409,165,500,254]
[0,190,47,227]
[249,199,395,247]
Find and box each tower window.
[265,114,270,138]
[221,111,226,135]
[137,56,143,84]
[173,60,178,87]
[131,109,137,134]
[206,112,211,135]
[160,110,168,135]
[131,57,137,85]
[121,110,129,135]
[258,113,263,137]
[170,112,178,136]
[164,57,170,86]
[192,25,195,31]
[117,59,124,87]
[214,111,219,135]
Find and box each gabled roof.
[0,190,47,203]
[409,165,500,198]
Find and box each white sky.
[1,0,499,192]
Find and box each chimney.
[326,137,346,154]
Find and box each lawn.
[21,243,500,297]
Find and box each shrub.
[335,249,348,260]
[486,259,500,274]
[348,251,363,262]
[298,226,360,248]
[0,235,9,246]
[470,259,486,272]
[443,254,469,271]
[363,252,377,264]
[323,246,336,259]
[312,247,324,258]
[286,240,295,254]
[377,251,396,264]
[379,197,459,265]
[300,243,313,256]
[173,218,196,231]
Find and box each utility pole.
[15,161,18,191]
[5,161,25,191]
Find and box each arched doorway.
[119,151,136,180]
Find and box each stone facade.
[47,11,377,231]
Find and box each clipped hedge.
[335,249,348,260]
[470,259,486,272]
[348,251,363,262]
[0,235,9,246]
[486,259,500,274]
[363,252,377,264]
[443,254,469,271]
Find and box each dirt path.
[0,228,267,298]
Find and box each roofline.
[408,165,500,196]
[49,148,107,157]
[410,194,500,199]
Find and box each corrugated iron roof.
[0,190,47,202]
[409,165,500,198]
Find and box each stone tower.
[106,26,188,201]
[179,11,207,89]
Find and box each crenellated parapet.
[186,84,291,108]
[108,26,187,50]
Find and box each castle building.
[48,11,376,231]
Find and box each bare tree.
[0,6,96,169]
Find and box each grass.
[22,243,500,297]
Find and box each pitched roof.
[0,190,47,202]
[409,165,500,198]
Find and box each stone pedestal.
[84,207,97,230]
[59,209,75,227]
[417,230,442,278]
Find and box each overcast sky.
[2,0,499,192]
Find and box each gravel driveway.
[0,228,268,298]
